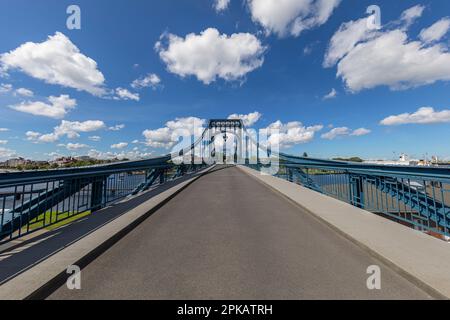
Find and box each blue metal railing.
[2,118,449,244]
[0,157,207,244]
[249,157,450,239]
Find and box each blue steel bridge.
[0,119,450,299]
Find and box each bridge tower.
[208,119,246,164]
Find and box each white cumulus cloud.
[111,142,128,149]
[108,124,125,131]
[324,6,450,92]
[0,84,34,97]
[0,147,16,160]
[0,83,12,93]
[0,32,106,96]
[419,18,450,44]
[26,131,41,141]
[60,143,89,151]
[321,127,349,140]
[214,0,230,12]
[228,111,262,126]
[380,107,450,126]
[400,4,425,27]
[9,94,76,119]
[321,127,370,140]
[131,73,161,89]
[156,28,266,84]
[323,16,376,68]
[114,87,140,101]
[323,88,337,100]
[264,120,323,148]
[15,87,34,97]
[351,128,371,136]
[27,120,105,143]
[143,117,206,149]
[247,0,341,38]
[88,149,152,161]
[88,135,101,142]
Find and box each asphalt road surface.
[49,166,432,299]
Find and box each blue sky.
[0,0,450,161]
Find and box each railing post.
[159,169,165,184]
[287,168,293,182]
[144,169,150,184]
[233,127,238,164]
[234,136,238,164]
[256,133,259,166]
[222,128,227,164]
[350,175,364,209]
[91,177,106,212]
[245,135,249,165]
[191,135,195,165]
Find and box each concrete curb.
[238,165,450,300]
[0,166,214,300]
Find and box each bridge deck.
[49,166,431,299]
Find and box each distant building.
[364,154,423,166]
[75,156,94,162]
[51,157,77,167]
[0,158,50,170]
[5,157,30,167]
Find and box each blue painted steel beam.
[368,177,450,228]
[0,177,97,237]
[132,169,158,195]
[0,158,173,187]
[281,157,450,182]
[291,168,323,193]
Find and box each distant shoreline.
[0,169,20,173]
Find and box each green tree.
[333,157,364,163]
